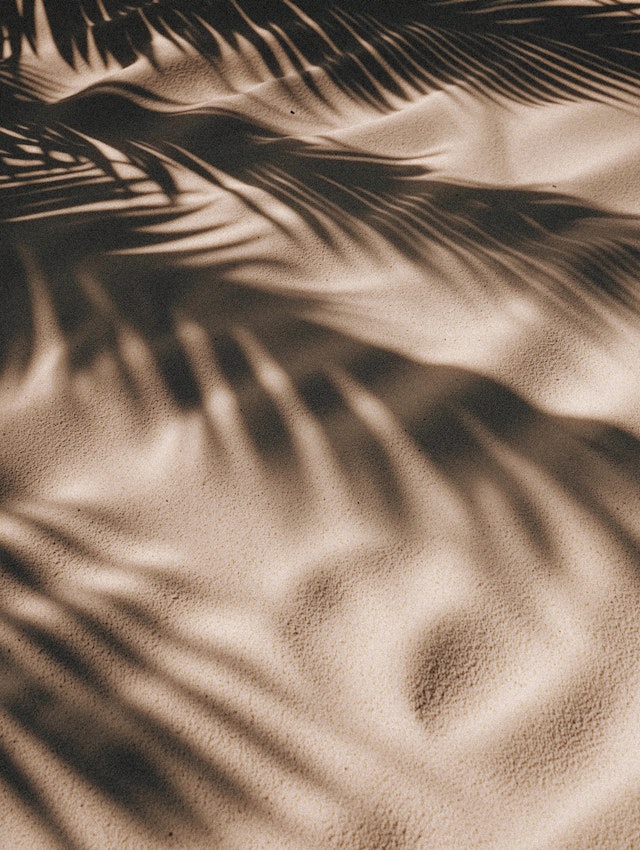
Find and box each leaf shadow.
[2,39,640,847]
[3,1,640,107]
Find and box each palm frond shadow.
[6,171,639,549]
[0,540,309,847]
[3,1,640,106]
[2,20,640,842]
[3,287,640,845]
[196,304,640,552]
[3,87,640,327]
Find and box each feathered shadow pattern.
[2,4,640,847]
[1,0,640,106]
[2,82,640,370]
[0,508,345,847]
[3,278,640,847]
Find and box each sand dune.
[2,2,640,848]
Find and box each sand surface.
[2,2,640,848]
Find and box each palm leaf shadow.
[0,543,205,844]
[188,300,640,554]
[0,523,337,846]
[2,84,640,513]
[2,8,640,844]
[5,162,637,550]
[3,85,640,364]
[3,286,640,847]
[2,1,640,106]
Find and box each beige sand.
[2,3,640,848]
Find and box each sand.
[2,2,640,848]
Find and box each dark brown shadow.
[2,1,639,107]
[1,22,640,845]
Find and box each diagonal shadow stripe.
[2,1,640,105]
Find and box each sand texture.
[2,2,640,848]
